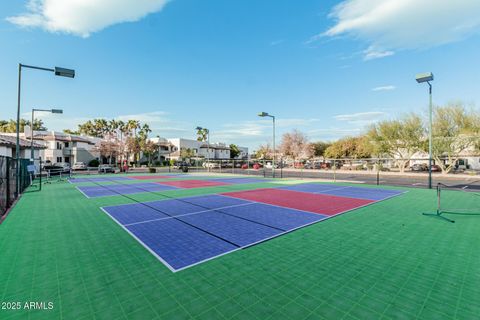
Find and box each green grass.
[0,176,479,320]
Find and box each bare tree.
[279,129,311,161]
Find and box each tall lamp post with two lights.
[16,64,75,196]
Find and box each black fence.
[0,156,31,217]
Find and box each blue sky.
[1,0,479,150]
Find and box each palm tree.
[139,124,151,139]
[127,120,140,137]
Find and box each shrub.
[88,159,100,167]
[148,167,156,173]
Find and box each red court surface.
[222,188,374,215]
[156,179,231,189]
[130,175,172,180]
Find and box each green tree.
[0,118,47,133]
[196,128,209,142]
[63,129,80,135]
[180,148,195,160]
[230,144,240,159]
[310,141,332,159]
[253,144,273,159]
[367,114,425,172]
[431,103,480,173]
[324,136,373,159]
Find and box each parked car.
[431,164,441,172]
[320,162,331,169]
[264,162,279,169]
[341,161,365,170]
[304,162,322,170]
[410,163,428,172]
[54,162,71,173]
[203,162,221,169]
[252,163,262,170]
[43,162,70,174]
[72,162,87,170]
[98,164,115,173]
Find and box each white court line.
[312,186,353,194]
[122,202,256,227]
[100,207,177,273]
[75,186,92,199]
[282,184,405,201]
[100,186,409,273]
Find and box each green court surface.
[1,174,479,320]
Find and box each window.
[56,157,62,163]
[64,142,69,148]
[56,142,62,150]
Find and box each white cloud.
[6,0,170,37]
[363,46,394,60]
[319,0,480,58]
[372,85,396,92]
[334,111,385,123]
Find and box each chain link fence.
[152,157,479,190]
[0,156,32,217]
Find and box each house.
[146,137,178,163]
[0,134,45,158]
[148,137,249,161]
[6,127,99,165]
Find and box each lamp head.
[258,112,269,117]
[54,67,75,78]
[416,72,433,83]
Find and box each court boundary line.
[75,186,92,199]
[277,183,404,200]
[98,181,409,272]
[121,202,256,227]
[75,183,182,198]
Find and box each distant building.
[148,137,248,161]
[0,134,45,158]
[6,127,98,165]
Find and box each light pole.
[30,108,63,160]
[416,72,434,189]
[196,126,210,171]
[258,112,276,178]
[16,64,75,196]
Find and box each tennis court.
[3,172,480,320]
[72,175,405,271]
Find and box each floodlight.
[416,72,433,83]
[54,67,75,78]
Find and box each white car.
[203,162,221,169]
[72,162,87,170]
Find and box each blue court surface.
[69,176,132,183]
[101,194,327,271]
[279,183,405,201]
[209,177,272,184]
[77,182,179,198]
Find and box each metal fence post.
[6,157,10,210]
[333,159,336,183]
[376,159,380,185]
